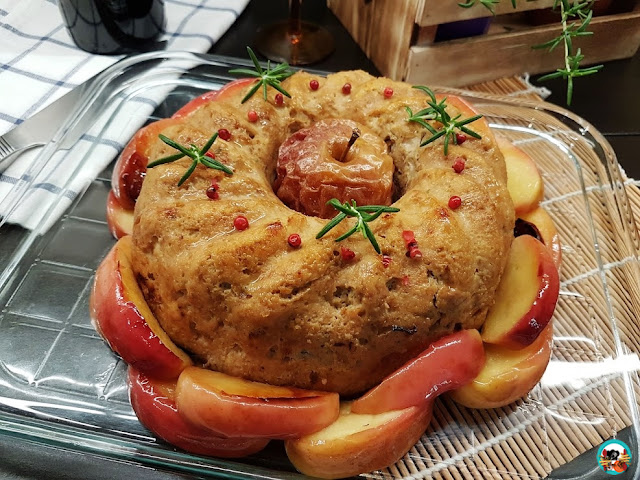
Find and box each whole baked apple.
[274,119,394,218]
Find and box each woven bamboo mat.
[367,77,640,480]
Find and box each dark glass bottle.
[58,0,165,55]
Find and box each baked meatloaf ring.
[130,70,515,396]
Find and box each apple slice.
[175,367,340,439]
[285,401,433,479]
[351,329,485,415]
[481,234,559,350]
[90,236,192,379]
[497,136,544,215]
[106,190,134,239]
[128,367,269,457]
[518,207,562,270]
[449,322,553,409]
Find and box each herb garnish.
[316,199,399,254]
[533,0,602,105]
[147,132,233,186]
[406,85,482,156]
[229,47,294,104]
[458,0,600,105]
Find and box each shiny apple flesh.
[175,367,340,439]
[274,118,394,218]
[518,207,562,270]
[90,235,192,379]
[285,401,433,479]
[449,322,553,409]
[128,367,269,457]
[351,329,485,414]
[105,190,133,239]
[497,136,544,215]
[481,234,560,350]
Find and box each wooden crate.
[327,0,640,86]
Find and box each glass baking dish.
[0,51,638,479]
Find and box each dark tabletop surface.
[1,1,638,479]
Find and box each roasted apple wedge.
[90,236,192,379]
[518,206,562,270]
[105,190,134,239]
[351,329,485,414]
[481,234,560,350]
[175,367,340,439]
[449,322,553,409]
[497,136,544,215]
[285,401,433,479]
[128,367,269,457]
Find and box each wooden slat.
[418,0,556,26]
[405,9,640,86]
[327,0,419,80]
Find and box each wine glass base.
[255,20,334,65]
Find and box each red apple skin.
[128,367,269,457]
[481,235,560,350]
[106,190,134,239]
[90,236,192,380]
[112,117,178,210]
[285,401,434,479]
[175,367,340,439]
[351,329,485,415]
[172,78,256,118]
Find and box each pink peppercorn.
[383,87,394,98]
[234,215,249,231]
[448,195,462,210]
[206,182,219,200]
[288,233,302,248]
[205,151,215,160]
[309,79,319,90]
[455,132,467,144]
[452,157,466,173]
[218,128,231,141]
[342,83,351,94]
[341,247,356,261]
[247,110,258,122]
[275,93,284,106]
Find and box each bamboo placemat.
[367,76,640,480]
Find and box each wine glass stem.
[288,0,302,41]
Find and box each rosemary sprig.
[316,199,399,254]
[147,132,233,186]
[533,0,603,105]
[458,0,601,105]
[407,85,482,156]
[228,46,294,103]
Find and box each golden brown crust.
[131,71,515,396]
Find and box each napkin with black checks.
[0,0,249,230]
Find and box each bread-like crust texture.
[131,70,515,396]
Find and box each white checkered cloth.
[0,0,249,231]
